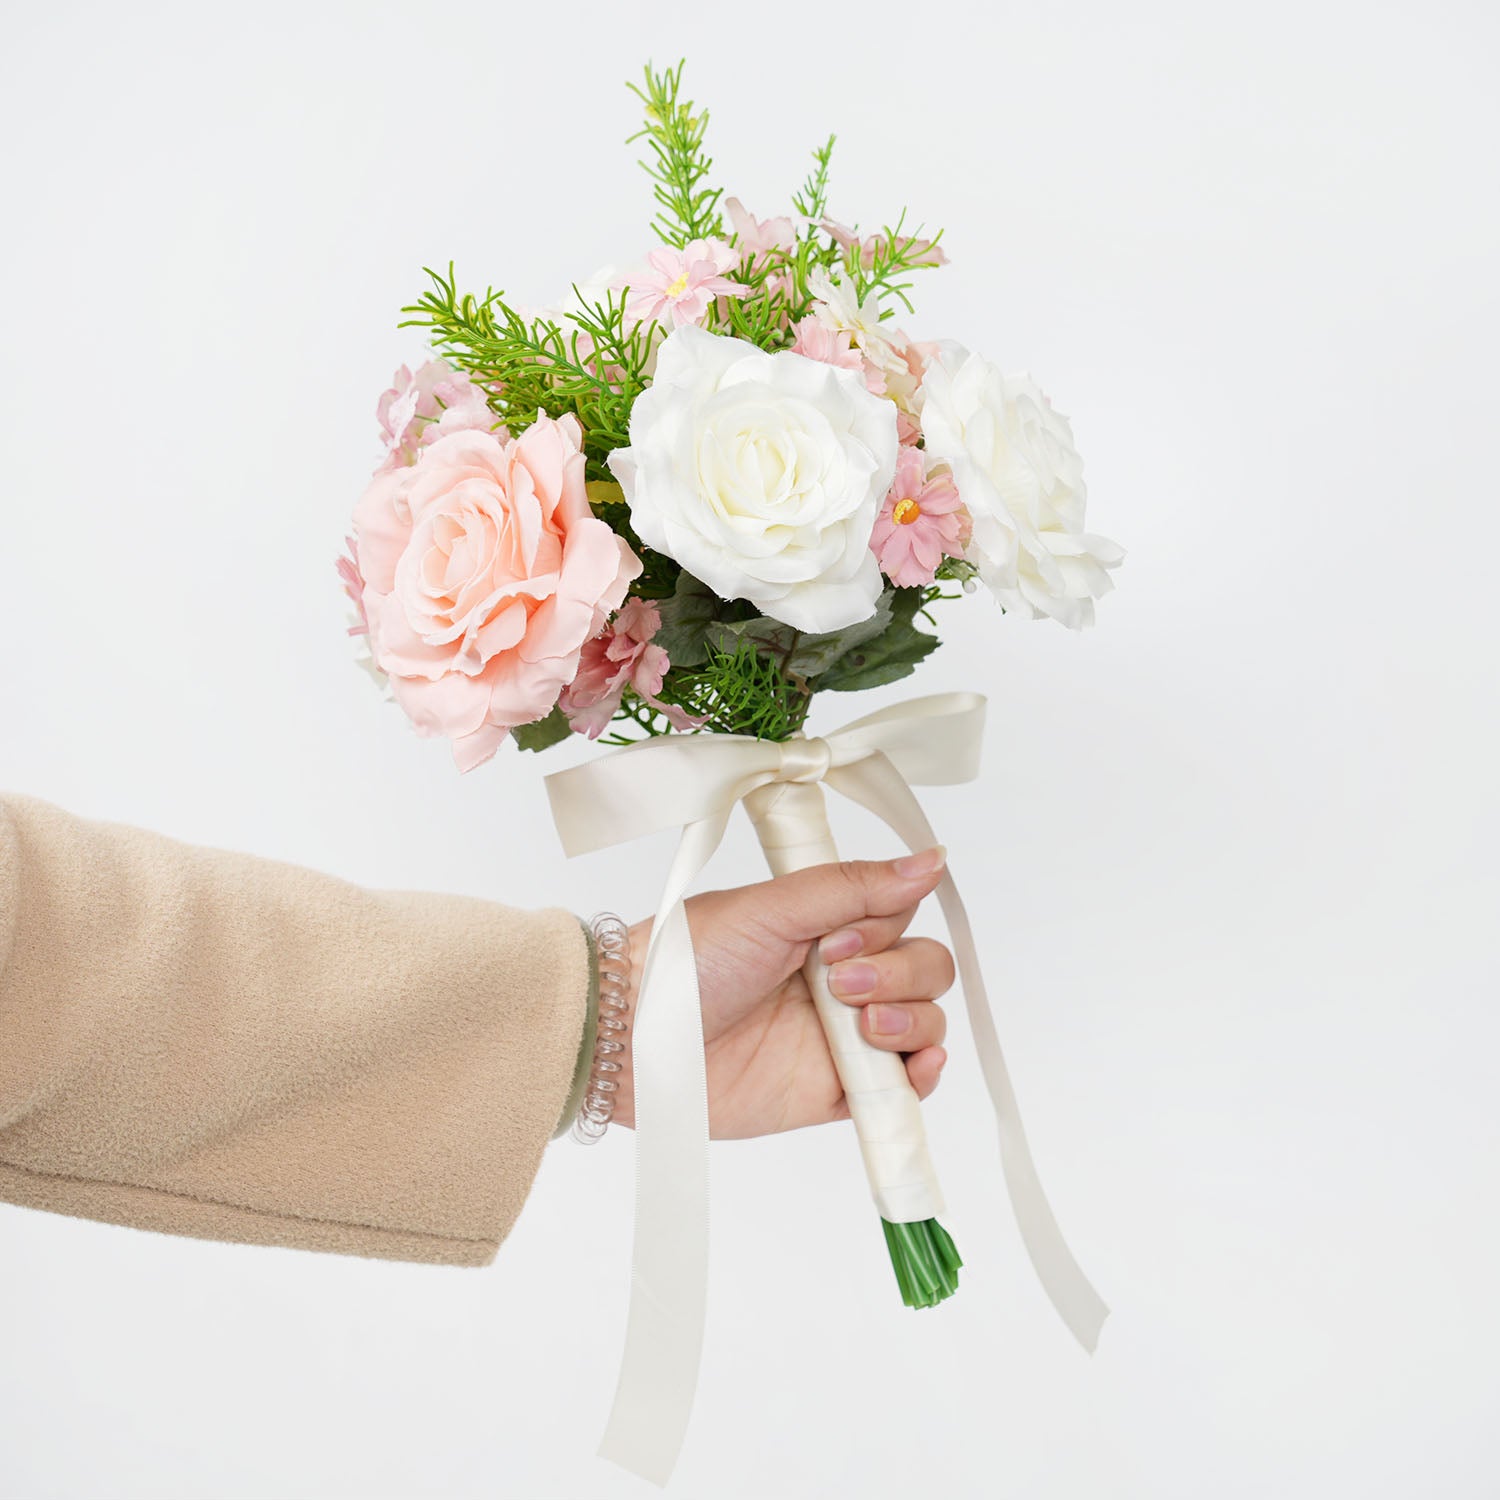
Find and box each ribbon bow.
[546,692,1108,1486]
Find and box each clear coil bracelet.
[571,912,633,1144]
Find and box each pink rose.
[352,416,641,771]
[558,598,702,739]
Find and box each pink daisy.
[725,197,797,258]
[618,239,749,328]
[821,217,949,269]
[869,449,969,588]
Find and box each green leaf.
[400,269,654,477]
[791,134,837,222]
[625,61,724,248]
[653,572,721,667]
[786,594,894,677]
[512,707,571,753]
[659,636,811,741]
[816,589,939,692]
[705,614,798,660]
[935,554,980,587]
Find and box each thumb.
[745,848,948,944]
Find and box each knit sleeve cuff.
[551,917,599,1139]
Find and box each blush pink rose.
[558,598,702,739]
[352,416,641,771]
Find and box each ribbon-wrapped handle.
[545,693,1108,1488]
[744,778,944,1224]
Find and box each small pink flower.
[558,599,702,739]
[618,239,750,328]
[790,316,887,395]
[725,197,797,258]
[822,218,949,269]
[376,360,498,473]
[352,417,641,771]
[869,448,969,588]
[335,535,370,637]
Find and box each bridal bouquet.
[339,60,1115,1485]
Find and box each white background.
[2,2,1496,1496]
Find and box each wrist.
[608,921,648,1130]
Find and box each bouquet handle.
[744,776,962,1307]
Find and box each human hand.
[614,848,954,1139]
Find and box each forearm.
[0,792,589,1265]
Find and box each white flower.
[920,346,1123,628]
[609,326,897,632]
[806,267,908,380]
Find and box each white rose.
[609,325,897,633]
[920,346,1123,628]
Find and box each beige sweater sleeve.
[0,792,589,1267]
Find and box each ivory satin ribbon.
[545,692,1108,1486]
[745,774,946,1225]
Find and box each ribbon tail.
[597,808,731,1488]
[827,754,1110,1353]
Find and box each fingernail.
[868,1004,911,1036]
[828,961,877,997]
[893,846,947,880]
[819,928,863,963]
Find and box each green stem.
[881,1218,963,1310]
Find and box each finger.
[825,937,957,1007]
[816,905,920,964]
[905,1045,948,1101]
[745,848,948,945]
[859,998,947,1051]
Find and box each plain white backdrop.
[2,2,1497,1496]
